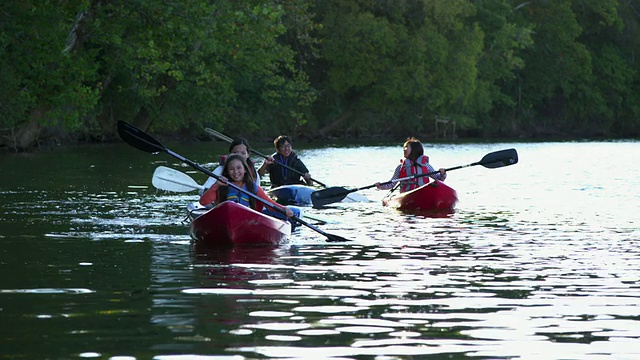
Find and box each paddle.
[204,128,328,188]
[310,148,519,208]
[118,121,349,242]
[152,166,204,193]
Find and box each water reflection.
[192,245,281,265]
[182,242,640,358]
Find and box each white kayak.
[267,185,369,206]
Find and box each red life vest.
[398,155,430,192]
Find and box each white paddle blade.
[343,193,371,203]
[152,166,204,193]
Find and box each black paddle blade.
[311,186,350,208]
[292,215,351,242]
[324,233,350,242]
[117,121,166,154]
[479,148,518,169]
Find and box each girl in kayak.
[376,137,447,192]
[201,137,262,194]
[200,153,294,218]
[258,135,314,188]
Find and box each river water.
[1,140,639,359]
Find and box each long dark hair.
[229,137,251,154]
[218,153,257,209]
[228,137,257,177]
[403,137,424,163]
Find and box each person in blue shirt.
[258,135,314,189]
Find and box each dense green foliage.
[1,0,638,150]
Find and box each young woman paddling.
[200,153,294,218]
[258,135,314,188]
[376,137,447,193]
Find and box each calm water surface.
[1,140,639,359]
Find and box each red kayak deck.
[189,201,291,248]
[383,180,458,213]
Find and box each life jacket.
[398,155,430,193]
[219,183,263,212]
[270,153,305,186]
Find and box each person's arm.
[376,164,401,190]
[200,166,223,195]
[199,184,219,206]
[257,186,294,217]
[257,161,268,177]
[258,156,275,177]
[425,162,447,181]
[291,154,313,186]
[302,172,313,186]
[201,177,215,196]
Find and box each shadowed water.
[1,140,639,359]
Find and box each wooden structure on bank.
[434,116,456,139]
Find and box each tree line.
[1,0,638,151]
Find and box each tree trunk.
[13,108,45,151]
[317,105,354,138]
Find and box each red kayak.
[189,201,291,248]
[383,180,458,213]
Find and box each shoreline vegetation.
[1,1,638,152]
[5,130,636,156]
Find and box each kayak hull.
[383,180,458,213]
[268,185,315,205]
[268,185,369,206]
[189,201,291,248]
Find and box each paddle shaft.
[331,167,448,195]
[378,166,458,188]
[118,121,347,242]
[310,148,518,208]
[205,128,327,188]
[375,148,517,189]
